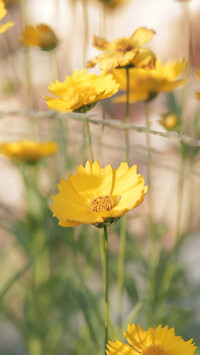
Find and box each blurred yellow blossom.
[46,69,119,113]
[0,140,58,162]
[51,160,147,228]
[113,59,187,103]
[21,24,58,51]
[87,27,156,72]
[106,323,197,355]
[0,0,14,33]
[159,113,179,130]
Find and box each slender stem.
[175,143,185,247]
[125,67,130,162]
[103,226,109,354]
[85,119,94,162]
[117,215,126,329]
[145,102,154,242]
[82,0,89,66]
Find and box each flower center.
[141,345,167,355]
[89,195,117,212]
[115,39,133,52]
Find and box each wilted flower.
[106,323,197,355]
[21,24,58,51]
[159,113,179,130]
[0,140,58,162]
[113,59,187,103]
[51,160,147,228]
[0,0,14,34]
[46,69,119,113]
[87,27,156,72]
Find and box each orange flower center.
[89,195,117,212]
[141,345,167,355]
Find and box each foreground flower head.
[51,160,147,228]
[0,0,14,33]
[0,140,58,162]
[113,59,187,103]
[21,24,58,51]
[106,323,197,355]
[87,27,156,72]
[46,69,119,112]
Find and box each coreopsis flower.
[87,27,156,72]
[45,69,119,113]
[51,160,147,228]
[0,140,58,163]
[21,24,58,51]
[106,323,197,355]
[0,0,14,34]
[113,59,187,103]
[159,113,179,130]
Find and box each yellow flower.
[0,140,58,162]
[21,24,58,51]
[113,59,187,103]
[51,160,147,228]
[0,0,14,34]
[45,69,119,113]
[87,27,156,72]
[106,323,197,355]
[159,113,179,130]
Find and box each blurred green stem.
[175,143,185,247]
[117,216,126,329]
[85,119,94,162]
[103,226,109,354]
[145,102,154,242]
[125,67,130,162]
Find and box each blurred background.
[1,0,200,354]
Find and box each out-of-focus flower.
[0,0,14,33]
[106,323,197,355]
[51,160,147,228]
[159,113,179,130]
[97,0,129,9]
[0,140,58,162]
[21,24,58,51]
[46,69,119,113]
[87,27,156,72]
[113,59,187,103]
[195,70,200,100]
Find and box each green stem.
[103,226,109,354]
[125,67,130,162]
[145,102,154,242]
[85,119,94,162]
[175,143,185,247]
[117,215,126,329]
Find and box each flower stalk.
[103,226,109,354]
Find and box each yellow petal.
[131,27,156,47]
[51,195,103,224]
[106,339,136,354]
[0,21,14,33]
